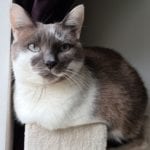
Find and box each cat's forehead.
[16,23,75,45]
[37,23,68,42]
[46,24,59,35]
[41,23,59,36]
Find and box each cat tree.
[24,123,107,150]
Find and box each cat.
[10,3,148,147]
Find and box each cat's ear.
[62,5,84,39]
[10,3,35,40]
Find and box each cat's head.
[10,4,84,84]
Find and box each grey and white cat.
[10,3,147,146]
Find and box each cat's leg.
[107,116,149,150]
[107,138,148,150]
[107,129,128,148]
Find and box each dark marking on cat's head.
[10,4,85,84]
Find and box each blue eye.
[61,43,72,51]
[28,43,40,52]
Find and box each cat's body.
[10,4,147,146]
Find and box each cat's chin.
[46,77,64,84]
[39,72,66,85]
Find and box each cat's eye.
[61,43,72,51]
[28,43,40,52]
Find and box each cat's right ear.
[61,5,84,39]
[10,3,35,40]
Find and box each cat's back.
[84,46,121,60]
[83,46,143,83]
[83,46,147,114]
[83,47,127,73]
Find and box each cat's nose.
[45,60,57,69]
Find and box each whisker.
[63,73,82,90]
[32,87,38,101]
[37,86,44,103]
[65,69,90,88]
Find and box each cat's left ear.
[10,3,35,40]
[62,5,84,39]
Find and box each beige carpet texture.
[25,123,107,150]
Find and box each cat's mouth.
[36,66,76,84]
[36,67,67,82]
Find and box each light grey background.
[81,0,150,98]
[0,0,12,150]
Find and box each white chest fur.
[14,75,100,130]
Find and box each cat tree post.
[24,123,107,150]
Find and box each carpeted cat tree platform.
[24,123,107,150]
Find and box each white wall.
[82,0,150,97]
[0,0,12,150]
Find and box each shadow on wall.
[82,0,145,46]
